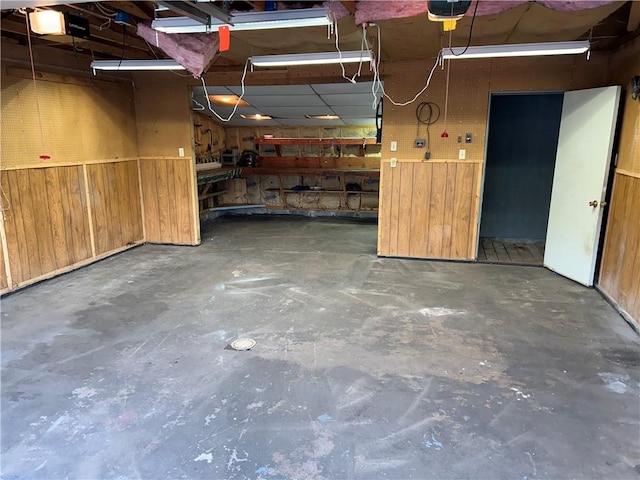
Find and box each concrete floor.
[2,216,639,480]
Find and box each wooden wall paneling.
[427,163,448,258]
[396,163,414,256]
[408,164,431,258]
[43,167,70,269]
[377,162,392,255]
[29,169,57,273]
[388,163,403,255]
[169,160,182,243]
[2,171,27,284]
[599,173,640,324]
[16,170,42,278]
[0,217,10,290]
[451,163,477,259]
[140,160,161,242]
[440,163,457,259]
[87,163,109,255]
[127,160,144,243]
[155,159,172,243]
[60,166,92,264]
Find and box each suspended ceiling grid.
[192,81,382,126]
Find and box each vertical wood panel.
[29,169,57,274]
[427,163,448,258]
[88,163,109,255]
[43,167,70,269]
[126,161,144,243]
[0,222,8,290]
[599,173,640,325]
[397,163,414,256]
[441,163,458,258]
[408,164,431,258]
[16,170,42,278]
[1,171,26,284]
[173,158,192,244]
[156,160,171,242]
[165,160,179,244]
[388,163,402,255]
[140,160,161,242]
[451,163,477,259]
[377,162,393,255]
[66,166,92,263]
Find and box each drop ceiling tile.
[321,93,379,107]
[227,85,316,96]
[192,86,235,96]
[244,94,326,107]
[277,118,345,126]
[222,118,282,126]
[311,81,379,95]
[260,106,334,117]
[339,118,378,126]
[330,105,378,117]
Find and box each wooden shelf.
[255,137,378,146]
[243,167,380,178]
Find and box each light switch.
[390,158,397,167]
[458,149,466,160]
[178,147,185,157]
[390,141,397,152]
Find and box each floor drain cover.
[230,338,256,351]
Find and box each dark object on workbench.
[238,150,259,167]
[291,185,311,191]
[346,183,362,191]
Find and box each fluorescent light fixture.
[251,50,373,67]
[90,60,186,71]
[241,114,272,120]
[306,115,340,120]
[152,7,330,34]
[442,41,590,59]
[208,95,250,107]
[29,10,65,35]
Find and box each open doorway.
[478,93,564,266]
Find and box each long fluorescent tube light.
[90,60,186,71]
[151,8,330,33]
[251,50,373,67]
[442,41,590,59]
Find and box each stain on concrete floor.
[1,216,639,479]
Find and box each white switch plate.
[458,149,466,160]
[390,157,397,167]
[178,147,185,157]
[390,141,397,152]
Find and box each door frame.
[475,90,564,261]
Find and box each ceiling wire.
[22,9,48,159]
[199,58,251,123]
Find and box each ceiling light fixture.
[90,59,186,71]
[151,7,330,34]
[28,9,66,35]
[441,41,590,59]
[306,115,340,120]
[241,114,272,120]
[208,95,250,107]
[251,50,374,68]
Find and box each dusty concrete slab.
[2,216,639,479]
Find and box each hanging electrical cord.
[200,58,251,123]
[21,9,48,160]
[364,23,443,107]
[450,0,479,57]
[416,101,440,154]
[332,15,367,84]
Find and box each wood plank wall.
[0,162,143,292]
[134,74,199,246]
[378,162,479,259]
[598,37,640,326]
[139,158,196,245]
[377,54,611,259]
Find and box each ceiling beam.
[103,2,154,21]
[0,18,150,59]
[628,0,640,32]
[340,1,357,15]
[155,1,209,25]
[188,1,233,24]
[245,2,265,12]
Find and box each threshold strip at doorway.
[478,238,544,266]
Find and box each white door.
[544,86,621,286]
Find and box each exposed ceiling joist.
[190,1,233,24]
[156,1,209,24]
[340,1,357,15]
[628,0,640,32]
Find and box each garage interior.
[1,1,639,478]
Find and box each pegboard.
[380,55,612,163]
[1,71,138,169]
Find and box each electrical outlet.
[414,138,426,148]
[458,149,466,160]
[465,133,472,144]
[390,141,397,152]
[178,147,185,157]
[390,157,397,167]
